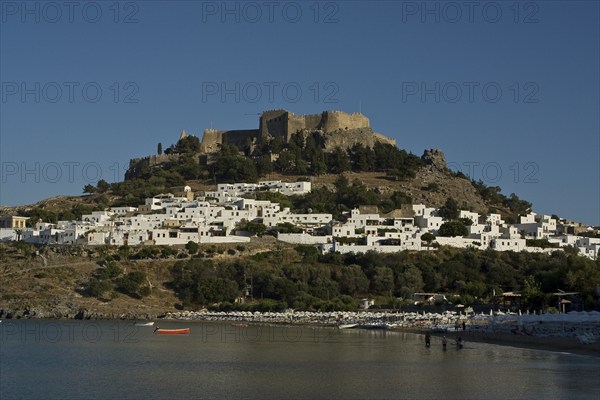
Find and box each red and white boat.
[154,327,190,335]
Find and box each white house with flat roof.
[205,181,311,204]
[490,237,527,252]
[514,213,557,239]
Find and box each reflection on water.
[1,320,599,399]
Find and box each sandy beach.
[421,329,600,358]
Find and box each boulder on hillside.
[421,149,447,171]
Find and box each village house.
[3,181,596,260]
[0,215,29,229]
[514,212,557,239]
[205,180,311,203]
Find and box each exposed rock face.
[421,149,447,171]
[302,127,396,151]
[0,303,164,320]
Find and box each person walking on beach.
[442,336,447,350]
[425,333,431,347]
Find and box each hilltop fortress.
[200,109,396,153]
[126,110,397,179]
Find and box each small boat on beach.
[338,324,358,329]
[154,327,190,335]
[134,321,155,327]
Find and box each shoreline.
[3,310,599,358]
[395,326,600,358]
[158,312,600,357]
[158,309,600,358]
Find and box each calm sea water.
[1,320,599,400]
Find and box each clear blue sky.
[1,1,598,225]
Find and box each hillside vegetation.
[2,240,599,318]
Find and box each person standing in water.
[442,336,447,350]
[425,333,431,347]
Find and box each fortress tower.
[200,109,388,155]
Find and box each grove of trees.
[168,245,600,312]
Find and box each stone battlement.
[200,109,375,154]
[129,153,180,167]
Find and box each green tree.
[337,264,369,296]
[96,179,110,193]
[85,277,113,298]
[370,266,394,295]
[295,245,319,263]
[274,150,296,173]
[421,232,436,248]
[522,275,546,310]
[504,193,532,216]
[256,154,274,175]
[210,144,258,182]
[438,197,460,220]
[117,271,148,297]
[309,150,327,175]
[185,241,199,255]
[101,261,123,279]
[390,191,412,208]
[83,184,97,194]
[239,221,267,236]
[176,154,202,179]
[326,147,351,174]
[438,221,468,237]
[196,277,240,304]
[397,265,424,298]
[157,142,163,155]
[349,143,375,172]
[118,245,130,260]
[252,191,293,209]
[174,135,201,154]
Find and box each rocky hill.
[304,152,488,214]
[0,237,283,320]
[0,147,499,220]
[1,109,532,222]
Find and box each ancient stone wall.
[259,110,288,138]
[200,129,224,153]
[265,117,288,141]
[287,113,322,137]
[148,154,180,166]
[321,111,370,132]
[287,114,308,138]
[222,129,260,149]
[126,154,180,180]
[128,153,180,168]
[261,110,371,139]
[200,110,383,154]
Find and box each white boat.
[338,324,358,329]
[134,321,155,327]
